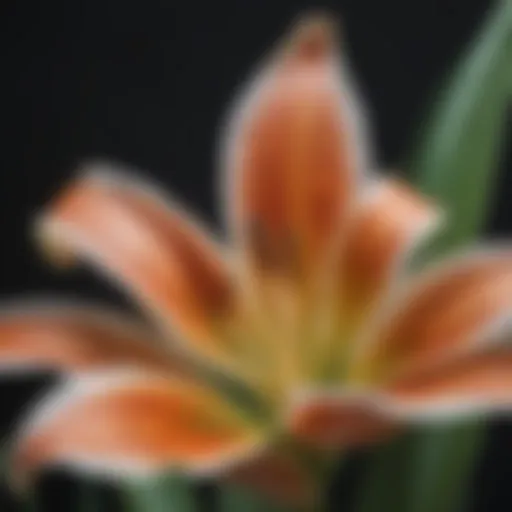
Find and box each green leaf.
[406,2,512,512]
[411,0,512,262]
[355,1,512,512]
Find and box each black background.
[0,0,511,510]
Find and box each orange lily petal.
[340,178,442,328]
[356,248,512,381]
[12,371,263,487]
[0,301,176,375]
[384,348,512,420]
[288,391,397,449]
[223,15,366,285]
[289,349,512,445]
[37,165,235,363]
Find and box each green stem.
[355,435,415,512]
[219,446,337,512]
[405,422,486,512]
[122,475,197,512]
[220,486,296,512]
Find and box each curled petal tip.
[34,217,76,269]
[286,12,339,61]
[9,373,263,488]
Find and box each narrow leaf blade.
[356,2,512,512]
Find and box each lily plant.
[1,13,511,512]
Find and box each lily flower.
[1,14,511,510]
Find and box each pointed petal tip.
[285,12,339,61]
